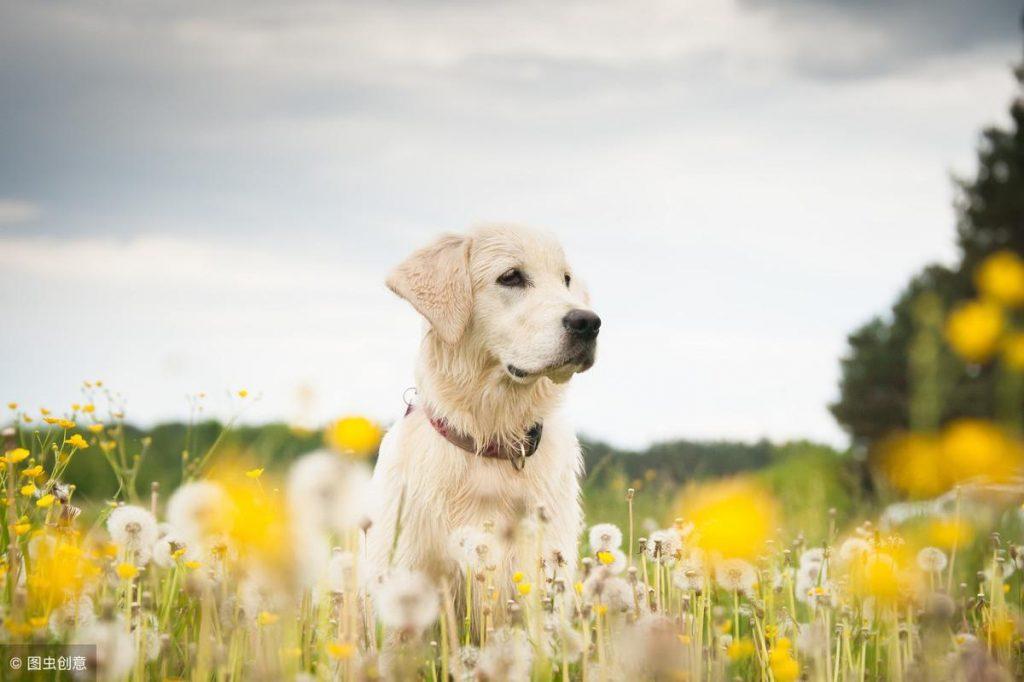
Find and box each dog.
[366,224,600,597]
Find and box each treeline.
[51,420,845,505]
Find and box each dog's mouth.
[505,350,596,384]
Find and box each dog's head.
[387,224,599,384]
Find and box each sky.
[1,0,1022,449]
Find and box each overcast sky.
[1,0,1022,449]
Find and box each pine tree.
[831,51,1024,448]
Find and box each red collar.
[405,402,543,470]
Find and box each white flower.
[107,505,158,565]
[645,529,682,563]
[326,549,357,593]
[672,553,706,592]
[151,528,197,568]
[71,618,135,681]
[287,451,372,535]
[49,596,96,637]
[796,621,828,656]
[837,537,871,564]
[799,548,826,567]
[447,526,500,571]
[715,558,757,593]
[582,569,633,613]
[795,559,829,604]
[374,569,439,634]
[916,547,949,574]
[588,523,623,552]
[166,481,231,544]
[476,628,533,682]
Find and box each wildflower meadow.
[7,242,1024,682]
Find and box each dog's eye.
[496,269,526,287]
[564,273,572,288]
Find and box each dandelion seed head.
[374,569,439,633]
[106,505,158,564]
[916,546,949,574]
[588,523,623,552]
[715,558,757,593]
[167,480,231,543]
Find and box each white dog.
[366,224,600,593]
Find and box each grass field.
[2,387,1024,681]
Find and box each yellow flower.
[574,581,583,594]
[327,641,355,660]
[516,582,532,596]
[245,468,264,480]
[928,518,974,550]
[873,432,945,499]
[21,465,43,478]
[19,484,36,497]
[769,639,800,682]
[82,404,95,414]
[512,571,524,583]
[851,552,901,604]
[1003,332,1024,371]
[57,419,76,430]
[115,563,138,580]
[727,638,755,661]
[66,434,88,450]
[12,517,31,536]
[941,419,1022,486]
[87,424,104,434]
[39,408,50,416]
[945,299,1003,363]
[990,618,1016,646]
[184,561,202,570]
[325,416,382,457]
[22,415,32,423]
[596,550,615,565]
[4,448,30,464]
[257,611,279,626]
[7,402,17,410]
[238,389,249,398]
[976,250,1024,307]
[35,494,55,508]
[28,616,48,630]
[678,477,778,560]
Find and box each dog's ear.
[386,234,473,344]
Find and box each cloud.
[740,0,1022,77]
[0,199,40,225]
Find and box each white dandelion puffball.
[151,529,198,569]
[106,505,158,565]
[71,619,134,681]
[166,480,231,543]
[588,523,623,553]
[374,569,439,633]
[672,554,706,592]
[645,528,682,562]
[49,596,96,637]
[287,450,373,534]
[837,537,871,565]
[916,546,949,574]
[582,570,633,613]
[715,558,758,593]
[477,627,533,682]
[447,526,500,571]
[326,549,357,593]
[799,548,826,567]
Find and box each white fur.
[366,224,597,592]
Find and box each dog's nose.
[562,309,601,340]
